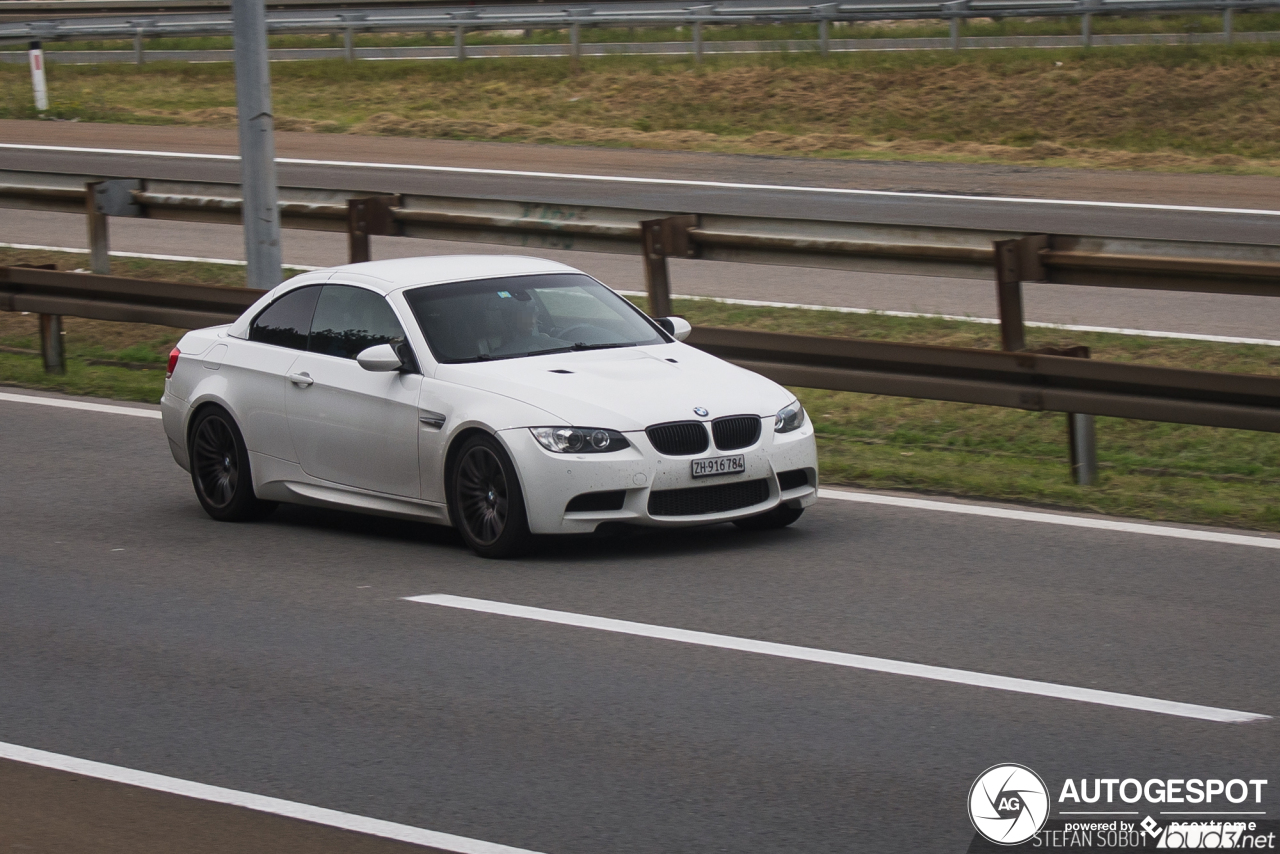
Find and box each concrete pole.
[232,0,282,290]
[28,41,48,112]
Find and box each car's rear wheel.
[449,434,532,558]
[189,405,277,522]
[733,503,804,531]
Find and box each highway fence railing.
[3,169,1280,483]
[4,0,1280,61]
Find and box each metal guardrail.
[6,30,1278,65]
[2,0,1276,53]
[4,170,1280,482]
[2,266,1278,436]
[4,169,1280,332]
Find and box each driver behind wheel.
[491,290,563,356]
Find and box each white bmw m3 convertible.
[161,256,818,557]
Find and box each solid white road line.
[3,142,1278,217]
[0,741,544,854]
[818,489,1280,551]
[405,595,1268,724]
[7,243,1273,347]
[0,390,161,419]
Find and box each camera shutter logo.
[968,764,1050,845]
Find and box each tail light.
[166,347,181,379]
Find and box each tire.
[188,405,277,522]
[733,503,804,531]
[448,433,532,558]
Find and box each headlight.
[531,427,630,453]
[775,401,805,433]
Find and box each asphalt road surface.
[2,122,1279,339]
[1,389,1276,853]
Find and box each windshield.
[404,273,668,363]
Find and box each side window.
[308,285,407,360]
[249,286,321,350]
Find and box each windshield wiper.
[570,342,634,351]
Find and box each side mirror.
[356,343,404,372]
[655,316,692,342]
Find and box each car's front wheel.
[733,503,804,531]
[449,434,532,558]
[188,405,277,522]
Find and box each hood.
[434,343,794,431]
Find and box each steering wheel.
[554,323,610,344]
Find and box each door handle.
[288,372,314,387]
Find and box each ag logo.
[968,764,1050,845]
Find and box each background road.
[0,390,1276,852]
[2,121,1279,339]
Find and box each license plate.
[691,455,746,478]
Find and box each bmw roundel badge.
[693,407,709,417]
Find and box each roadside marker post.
[28,41,48,112]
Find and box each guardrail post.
[1031,343,1098,485]
[1224,6,1234,43]
[343,27,354,61]
[816,3,837,56]
[130,19,153,66]
[86,181,110,275]
[693,21,703,62]
[39,313,65,375]
[1082,12,1092,47]
[943,0,968,49]
[84,179,142,276]
[993,234,1047,352]
[347,195,401,264]
[1068,411,1098,485]
[640,215,698,318]
[455,26,466,60]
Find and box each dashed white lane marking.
[0,741,544,854]
[818,488,1280,551]
[7,243,1274,347]
[0,390,162,419]
[3,142,1279,217]
[405,595,1268,724]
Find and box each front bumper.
[501,421,819,535]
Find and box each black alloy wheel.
[450,434,531,558]
[733,503,804,531]
[188,406,277,522]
